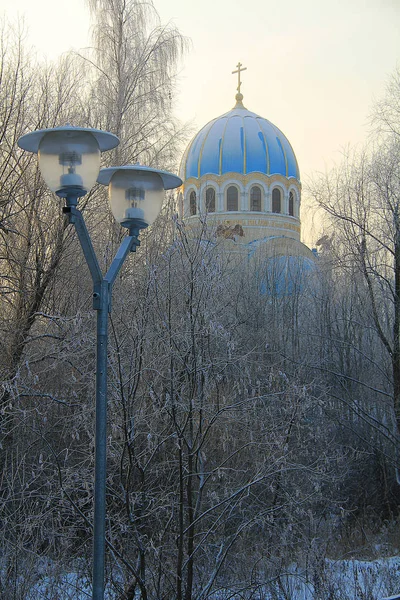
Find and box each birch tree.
[84,0,189,169]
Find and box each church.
[177,63,315,292]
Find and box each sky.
[2,0,400,184]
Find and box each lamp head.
[97,164,182,229]
[18,125,119,198]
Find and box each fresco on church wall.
[216,223,245,240]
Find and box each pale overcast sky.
[2,0,400,182]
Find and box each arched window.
[205,187,216,213]
[227,186,238,211]
[190,191,197,216]
[289,191,294,216]
[272,188,281,213]
[250,186,262,211]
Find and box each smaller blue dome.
[259,255,316,296]
[181,99,300,181]
[246,236,317,296]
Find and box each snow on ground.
[26,556,400,600]
[259,556,400,600]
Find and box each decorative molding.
[183,172,301,191]
[184,214,301,234]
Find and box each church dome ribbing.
[180,94,300,181]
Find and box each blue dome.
[181,101,300,181]
[259,255,316,296]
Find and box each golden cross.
[232,62,247,93]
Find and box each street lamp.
[98,164,181,229]
[17,125,182,600]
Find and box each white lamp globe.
[17,125,119,198]
[38,130,101,196]
[98,165,182,229]
[109,170,164,227]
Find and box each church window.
[227,186,238,211]
[205,187,216,213]
[272,188,281,213]
[190,191,197,216]
[289,191,294,216]
[250,186,262,211]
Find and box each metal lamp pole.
[63,193,143,599]
[17,126,182,600]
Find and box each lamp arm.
[64,203,142,313]
[63,205,103,286]
[104,232,140,288]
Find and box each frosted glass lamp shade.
[18,125,118,198]
[109,170,164,228]
[38,131,101,196]
[98,164,182,228]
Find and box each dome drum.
[182,176,300,237]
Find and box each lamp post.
[17,125,182,600]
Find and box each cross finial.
[232,61,247,93]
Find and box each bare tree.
[308,137,400,436]
[0,23,99,596]
[92,221,349,600]
[372,64,400,139]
